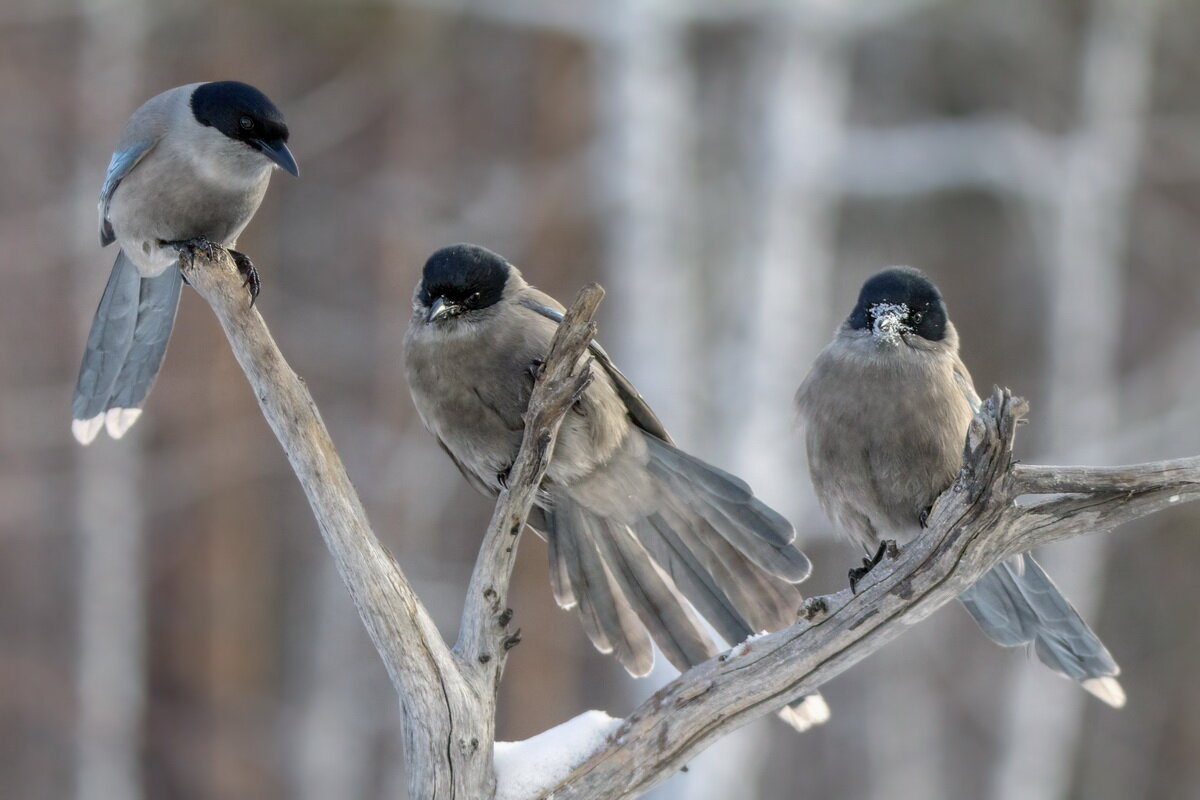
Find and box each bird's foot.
[919,506,933,528]
[848,540,891,594]
[528,358,544,381]
[168,235,219,268]
[229,249,261,306]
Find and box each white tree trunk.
[991,2,1159,799]
[71,3,147,800]
[592,0,699,440]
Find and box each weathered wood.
[535,389,1200,800]
[184,248,1200,800]
[454,285,602,672]
[183,249,603,799]
[182,249,487,796]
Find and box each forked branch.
[185,250,1200,800]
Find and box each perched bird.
[404,244,827,727]
[72,81,298,445]
[796,266,1124,707]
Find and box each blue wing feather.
[98,140,155,246]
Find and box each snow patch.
[494,710,622,800]
[727,630,769,659]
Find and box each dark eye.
[911,311,924,324]
[239,115,255,131]
[467,292,481,306]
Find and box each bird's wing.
[952,354,982,412]
[518,295,673,444]
[98,138,159,247]
[436,437,498,498]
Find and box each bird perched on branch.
[72,81,298,445]
[796,266,1124,707]
[405,244,827,729]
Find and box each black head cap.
[191,81,290,147]
[847,266,949,341]
[419,244,511,312]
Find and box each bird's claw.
[229,249,261,306]
[169,235,219,268]
[848,540,892,594]
[528,358,544,381]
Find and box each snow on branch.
[182,248,599,799]
[184,250,1200,800]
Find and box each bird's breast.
[106,148,271,275]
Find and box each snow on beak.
[871,302,909,345]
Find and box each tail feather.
[646,508,798,637]
[685,517,799,631]
[545,524,578,610]
[541,433,828,726]
[72,251,141,439]
[636,512,758,645]
[959,553,1122,706]
[72,252,182,444]
[550,499,654,677]
[592,516,718,671]
[645,437,811,582]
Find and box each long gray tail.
[72,251,183,444]
[958,553,1124,706]
[539,434,828,729]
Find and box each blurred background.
[4,0,1200,798]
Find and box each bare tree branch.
[454,285,602,673]
[183,247,1200,800]
[534,388,1200,800]
[182,248,602,799]
[1012,459,1200,496]
[180,248,482,795]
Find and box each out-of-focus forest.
[4,0,1200,798]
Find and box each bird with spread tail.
[404,243,828,730]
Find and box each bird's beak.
[427,297,458,323]
[256,138,300,177]
[871,306,907,344]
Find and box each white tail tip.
[1083,677,1126,708]
[777,694,832,732]
[71,415,105,445]
[104,408,142,439]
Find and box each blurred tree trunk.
[594,0,700,441]
[71,3,147,800]
[992,2,1159,799]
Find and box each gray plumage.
[796,266,1124,707]
[72,81,297,444]
[404,245,822,725]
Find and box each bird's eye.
[911,311,924,324]
[239,115,255,131]
[467,292,481,306]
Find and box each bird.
[71,80,298,445]
[795,266,1124,707]
[404,244,828,729]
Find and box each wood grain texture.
[184,249,1200,800]
[535,389,1200,800]
[183,249,601,799]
